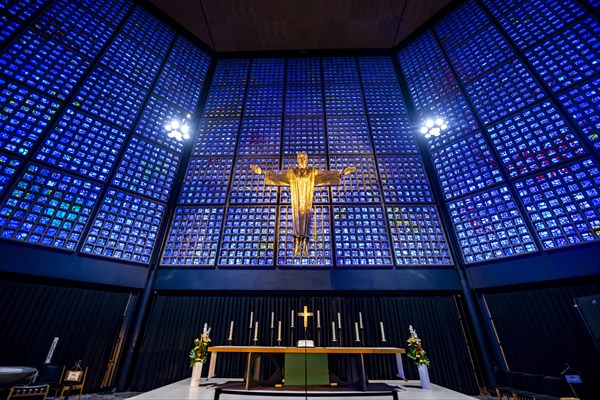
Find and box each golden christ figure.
[251,152,356,256]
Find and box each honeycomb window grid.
[324,84,365,116]
[238,117,281,156]
[282,117,327,155]
[327,116,373,155]
[362,85,406,116]
[369,116,419,154]
[178,157,232,205]
[330,156,381,203]
[153,64,205,114]
[121,7,175,57]
[74,0,132,26]
[434,0,490,50]
[243,86,284,117]
[556,76,600,150]
[0,153,23,195]
[285,85,324,117]
[211,59,250,86]
[229,157,280,204]
[398,31,445,80]
[323,57,360,84]
[249,58,285,85]
[192,118,240,157]
[406,60,460,111]
[167,36,212,81]
[358,57,399,84]
[377,155,433,203]
[279,155,330,204]
[134,95,187,153]
[286,58,322,85]
[202,85,246,118]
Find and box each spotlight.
[420,117,448,139]
[165,115,192,142]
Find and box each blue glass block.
[447,185,537,263]
[377,156,433,203]
[100,33,163,90]
[192,118,240,156]
[72,67,147,129]
[285,85,323,116]
[0,78,62,156]
[249,58,284,85]
[358,57,398,84]
[161,206,223,266]
[34,108,128,182]
[407,58,459,111]
[178,157,232,205]
[34,0,116,58]
[557,76,600,150]
[280,155,329,204]
[445,26,514,84]
[112,136,180,202]
[432,131,504,200]
[435,0,489,49]
[386,205,453,266]
[0,153,22,195]
[167,36,212,81]
[211,59,250,86]
[369,116,418,154]
[202,86,245,118]
[134,95,186,153]
[515,158,600,249]
[238,117,281,156]
[0,20,19,44]
[525,17,600,93]
[332,205,393,267]
[483,0,586,51]
[278,205,332,266]
[244,85,283,117]
[81,188,165,264]
[0,0,48,44]
[1,29,90,100]
[229,157,279,204]
[122,7,175,57]
[486,101,588,178]
[466,59,546,125]
[286,58,321,85]
[330,156,380,203]
[362,85,406,115]
[398,31,444,79]
[324,85,365,116]
[218,205,276,267]
[323,57,359,84]
[327,117,372,154]
[153,63,204,113]
[580,0,600,7]
[74,0,131,25]
[282,117,326,155]
[0,163,102,250]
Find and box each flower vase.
[417,364,431,389]
[190,362,203,386]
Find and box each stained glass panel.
[244,86,284,117]
[285,85,323,116]
[249,58,284,85]
[377,156,433,203]
[323,57,359,84]
[358,57,398,84]
[122,7,175,57]
[238,118,281,156]
[153,64,204,113]
[134,95,186,153]
[229,157,279,204]
[202,86,245,118]
[282,118,326,155]
[178,158,232,205]
[330,156,380,203]
[327,117,372,155]
[0,153,22,195]
[192,118,240,157]
[286,58,321,85]
[324,85,365,116]
[556,76,600,150]
[369,116,418,154]
[362,85,406,115]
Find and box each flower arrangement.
[189,327,211,367]
[407,325,430,367]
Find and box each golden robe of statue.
[251,152,355,255]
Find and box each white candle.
[203,323,208,333]
[337,312,341,329]
[291,310,295,328]
[228,321,234,341]
[271,312,274,329]
[332,321,336,341]
[380,321,386,342]
[317,310,321,328]
[254,321,259,341]
[249,312,253,329]
[277,321,282,341]
[355,322,360,342]
[359,312,363,329]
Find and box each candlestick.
[254,321,258,341]
[277,320,282,342]
[380,321,386,342]
[337,312,341,329]
[317,310,321,328]
[228,321,234,341]
[332,321,336,341]
[359,312,363,329]
[249,311,253,329]
[291,310,295,328]
[271,312,274,329]
[355,322,360,342]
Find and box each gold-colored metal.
[298,305,314,328]
[251,152,355,255]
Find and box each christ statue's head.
[297,151,308,169]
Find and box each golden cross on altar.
[298,305,313,328]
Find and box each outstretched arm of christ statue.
[250,164,290,186]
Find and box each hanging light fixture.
[165,114,192,142]
[420,117,448,139]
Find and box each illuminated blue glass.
[278,205,332,266]
[100,33,163,90]
[556,76,600,150]
[332,205,393,267]
[229,157,279,204]
[323,57,359,84]
[362,85,405,115]
[579,0,600,7]
[238,118,281,155]
[327,117,372,154]
[35,108,128,182]
[1,29,90,100]
[72,67,148,129]
[448,185,537,263]
[193,118,240,156]
[244,86,284,117]
[0,0,48,44]
[161,206,224,266]
[486,101,587,178]
[249,58,284,85]
[282,118,326,155]
[167,36,212,81]
[202,86,245,118]
[358,57,398,84]
[135,95,186,153]
[434,0,489,49]
[0,20,19,44]
[398,31,444,79]
[465,59,545,125]
[406,59,459,111]
[369,116,418,154]
[81,188,165,264]
[432,131,504,200]
[280,155,329,204]
[122,7,175,57]
[0,163,101,250]
[219,206,276,267]
[386,205,453,265]
[330,156,381,203]
[153,63,204,113]
[377,156,433,203]
[212,59,250,86]
[75,0,132,24]
[178,158,232,205]
[0,78,62,156]
[324,85,365,115]
[112,137,180,202]
[286,58,321,85]
[0,153,22,195]
[524,17,600,93]
[285,85,323,116]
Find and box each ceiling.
[148,0,455,53]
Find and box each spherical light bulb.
[420,127,428,134]
[181,125,190,134]
[435,118,444,125]
[431,127,441,136]
[441,123,448,130]
[425,119,434,128]
[164,124,172,131]
[171,120,180,130]
[183,132,190,140]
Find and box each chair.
[55,366,87,400]
[7,384,49,400]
